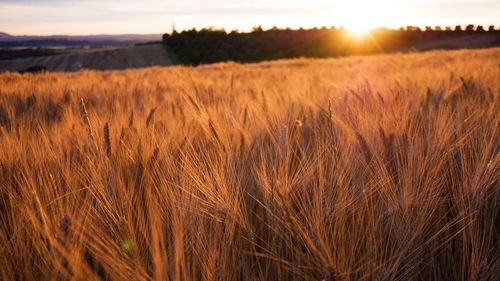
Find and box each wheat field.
[0,48,498,281]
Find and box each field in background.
[0,28,499,72]
[0,48,498,280]
[0,44,172,72]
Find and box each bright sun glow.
[347,24,371,37]
[333,0,403,36]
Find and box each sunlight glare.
[347,24,371,37]
[333,0,403,36]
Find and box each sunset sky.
[1,0,498,35]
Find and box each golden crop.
[0,48,498,281]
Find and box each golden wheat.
[0,48,498,281]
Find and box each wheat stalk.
[128,111,135,128]
[80,98,94,139]
[146,106,158,127]
[103,122,111,157]
[208,119,222,145]
[475,261,488,281]
[355,130,372,162]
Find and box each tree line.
[163,26,499,65]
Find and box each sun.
[347,24,372,37]
[332,0,402,36]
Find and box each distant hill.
[0,44,172,72]
[0,33,163,47]
[0,32,13,40]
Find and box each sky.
[0,0,498,35]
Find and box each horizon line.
[3,23,499,37]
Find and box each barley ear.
[146,106,158,127]
[103,122,111,157]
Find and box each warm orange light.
[333,0,402,36]
[347,25,371,37]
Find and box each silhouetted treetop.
[163,26,500,65]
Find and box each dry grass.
[0,48,498,281]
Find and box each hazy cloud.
[0,0,497,35]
